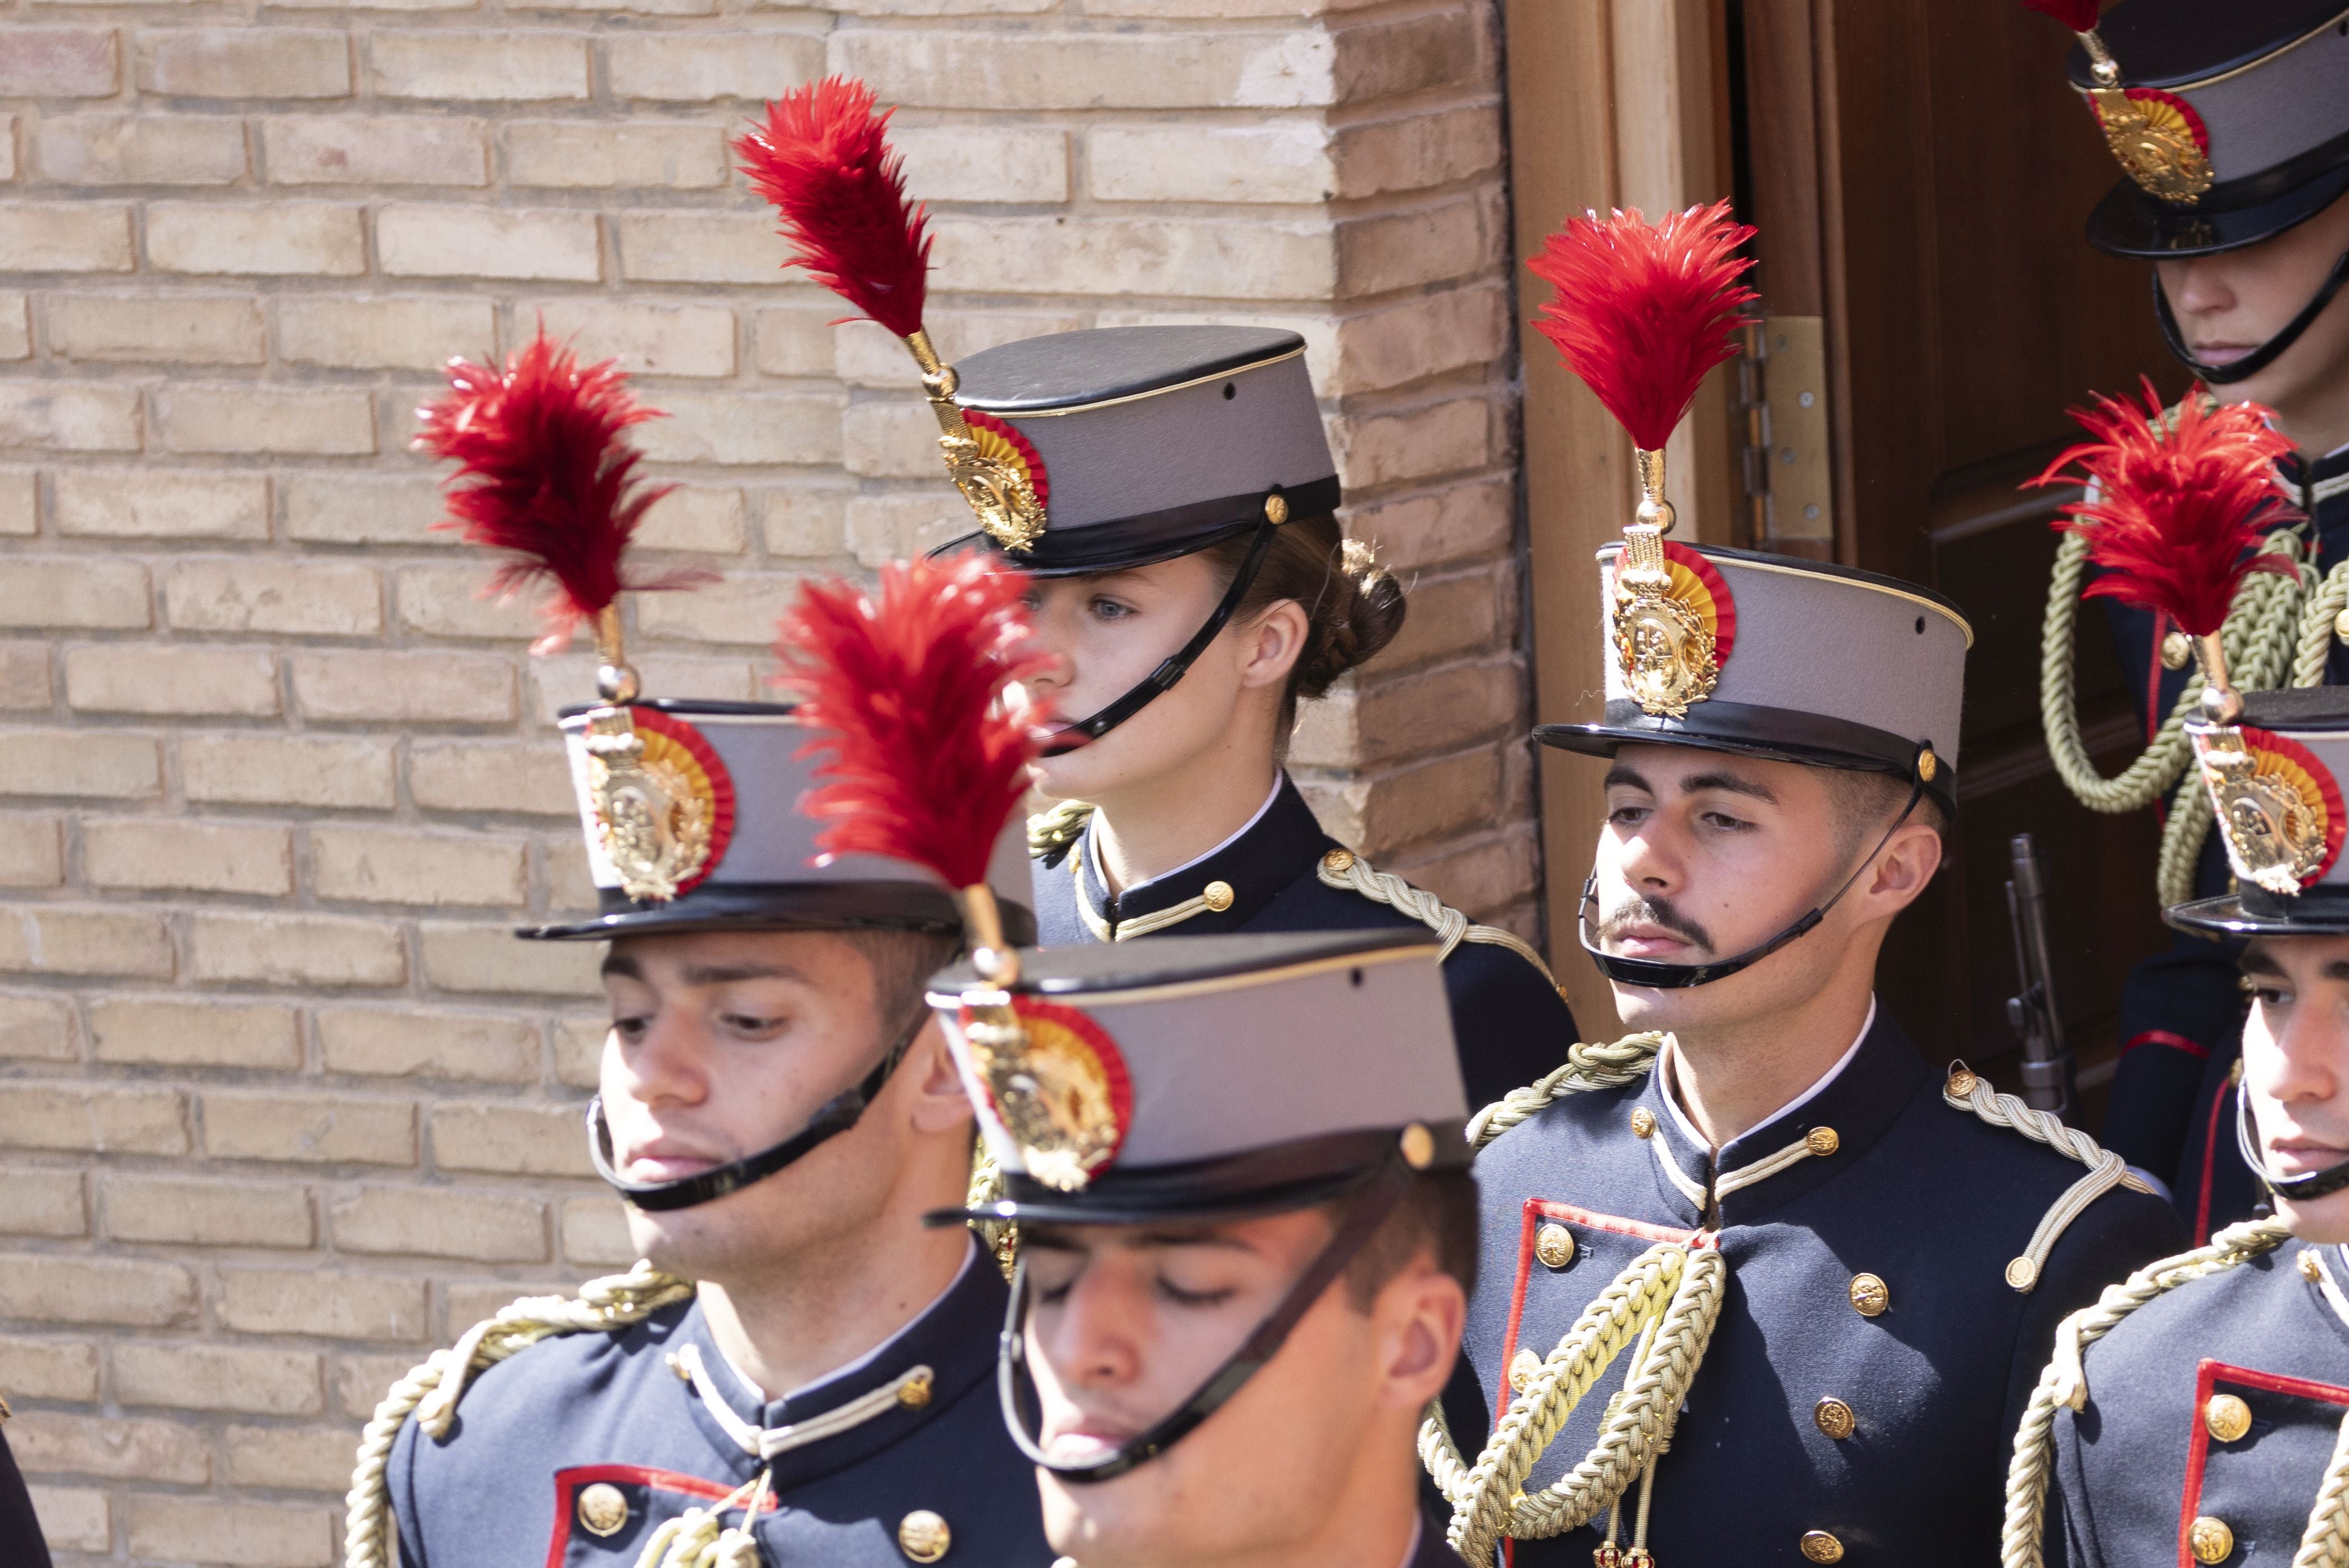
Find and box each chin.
[2277,1184,2349,1246]
[1040,1467,1166,1568]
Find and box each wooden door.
[1733,0,2185,1107]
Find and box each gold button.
[1917,747,1937,783]
[2006,1256,2040,1292]
[1264,491,1290,525]
[1849,1273,1889,1317]
[1800,1529,1845,1563]
[1322,849,1354,873]
[1805,1127,1840,1157]
[1630,1107,1657,1138]
[1535,1223,1577,1270]
[1947,1066,1980,1098]
[896,1370,932,1409]
[2188,1515,2233,1564]
[1201,879,1234,912]
[2205,1392,2251,1443]
[1813,1397,1855,1440]
[899,1510,952,1563]
[1399,1122,1436,1170]
[1509,1347,1542,1393]
[576,1482,630,1538]
[2303,1250,2325,1283]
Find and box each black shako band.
[995,1156,1409,1483]
[2156,248,2349,385]
[584,1006,930,1211]
[1577,776,1924,989]
[1039,514,1280,756]
[2236,1079,2349,1202]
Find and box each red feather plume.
[775,553,1048,891]
[1526,200,1759,452]
[2019,0,2103,34]
[736,76,931,339]
[2035,377,2300,637]
[416,327,707,653]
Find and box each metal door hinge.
[1737,315,1833,546]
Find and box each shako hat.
[2169,686,2349,936]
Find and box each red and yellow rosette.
[2209,727,2346,892]
[2085,83,2215,204]
[589,707,738,902]
[961,995,1132,1192]
[961,409,1050,513]
[1661,540,1737,670]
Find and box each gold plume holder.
[904,329,1046,553]
[2186,633,2320,897]
[578,601,706,904]
[1612,446,1719,718]
[2065,28,2213,205]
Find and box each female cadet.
[932,322,1576,1109]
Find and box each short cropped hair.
[835,927,962,1028]
[1336,1169,1478,1309]
[1822,767,1949,869]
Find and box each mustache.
[1596,895,1715,954]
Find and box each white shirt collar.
[708,1237,980,1405]
[1089,775,1285,896]
[1658,995,1877,1154]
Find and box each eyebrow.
[1601,763,1778,806]
[1019,1225,1259,1256]
[2241,946,2286,978]
[599,953,812,988]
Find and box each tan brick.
[1294,653,1520,767]
[182,733,395,809]
[139,29,350,98]
[438,1279,567,1337]
[164,558,381,637]
[26,1485,108,1555]
[0,907,174,979]
[431,1101,591,1177]
[378,203,598,281]
[390,563,542,642]
[893,125,1067,204]
[0,299,24,363]
[65,645,279,717]
[0,466,31,533]
[1340,476,1513,578]
[841,399,943,479]
[128,1497,334,1568]
[0,1168,87,1237]
[500,120,726,189]
[279,295,495,371]
[54,468,269,540]
[759,482,852,556]
[369,32,589,101]
[114,1342,322,1416]
[330,1186,547,1262]
[1335,192,1491,297]
[103,1175,313,1250]
[0,992,75,1062]
[217,1267,428,1340]
[1328,284,1510,395]
[335,1351,426,1417]
[1334,101,1501,198]
[1090,122,1331,204]
[562,1196,634,1266]
[407,739,573,817]
[11,1413,206,1483]
[842,492,969,567]
[604,32,822,102]
[90,996,300,1069]
[523,297,734,377]
[312,824,526,908]
[40,113,247,185]
[636,484,745,554]
[834,28,1341,110]
[282,471,450,546]
[929,214,1332,300]
[0,202,133,272]
[0,1082,185,1155]
[263,115,486,186]
[0,1338,99,1401]
[148,202,365,277]
[318,1007,536,1082]
[0,557,148,630]
[0,30,120,98]
[0,381,141,452]
[0,1254,197,1329]
[544,833,595,910]
[636,571,796,646]
[83,817,294,896]
[750,304,836,379]
[0,812,62,887]
[0,643,48,708]
[526,651,755,724]
[202,1091,415,1166]
[552,1015,606,1088]
[613,211,783,285]
[290,648,514,723]
[187,911,405,988]
[0,730,158,800]
[222,1426,366,1494]
[632,391,841,467]
[49,293,263,366]
[156,384,375,455]
[1331,395,1489,489]
[420,920,598,997]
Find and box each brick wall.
[0,2,1537,1560]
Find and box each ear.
[1235,598,1309,692]
[901,1018,976,1136]
[1861,818,1942,917]
[1369,1257,1468,1415]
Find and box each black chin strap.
[1578,777,1923,990]
[2155,248,2349,386]
[585,1006,931,1212]
[996,1158,1408,1483]
[1038,518,1279,758]
[2236,1078,2349,1202]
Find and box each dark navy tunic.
[2045,1238,2349,1568]
[0,1425,49,1568]
[388,1246,1051,1568]
[1458,1008,2185,1565]
[2105,448,2349,1238]
[1031,774,1576,1110]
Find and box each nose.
[1034,1260,1143,1395]
[613,1009,714,1114]
[1015,609,1071,694]
[2159,257,2235,320]
[2253,1000,2345,1118]
[1608,813,1687,900]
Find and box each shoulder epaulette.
[1465,1034,1664,1152]
[1027,799,1093,863]
[343,1262,691,1568]
[1316,848,1560,986]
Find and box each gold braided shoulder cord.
[1317,851,1559,984]
[1026,800,1094,860]
[1419,1036,1728,1568]
[344,1262,695,1568]
[2002,1219,2292,1568]
[1941,1069,2157,1292]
